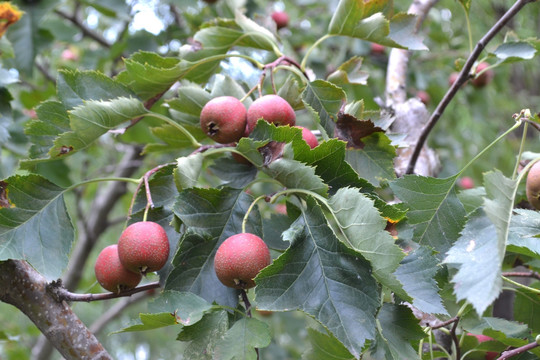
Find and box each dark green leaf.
[302,328,354,360]
[208,156,258,189]
[461,316,529,340]
[263,158,328,196]
[57,70,135,110]
[328,188,407,299]
[507,209,540,258]
[395,246,447,315]
[514,283,540,333]
[177,310,230,360]
[166,188,262,307]
[458,187,487,215]
[345,133,396,187]
[255,198,380,358]
[0,174,73,280]
[444,216,502,315]
[213,317,272,360]
[327,56,369,86]
[115,312,178,333]
[390,175,466,258]
[175,153,204,190]
[148,290,213,326]
[368,304,426,360]
[301,80,345,137]
[0,88,13,143]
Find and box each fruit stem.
[240,289,260,359]
[242,195,268,233]
[502,276,540,294]
[300,34,331,71]
[146,112,202,148]
[512,121,528,180]
[66,177,140,193]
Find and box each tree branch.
[385,0,441,177]
[54,7,111,48]
[405,0,538,174]
[502,271,540,280]
[0,260,112,360]
[497,340,539,359]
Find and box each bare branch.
[406,0,538,174]
[0,260,111,360]
[54,7,111,48]
[502,271,540,281]
[497,341,539,359]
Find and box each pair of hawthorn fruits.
[199,94,318,151]
[95,226,271,292]
[94,221,170,293]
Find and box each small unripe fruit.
[416,90,430,105]
[458,176,475,190]
[448,72,460,87]
[370,43,385,55]
[271,11,289,29]
[95,245,142,293]
[526,161,540,209]
[214,233,271,289]
[472,62,494,88]
[118,221,170,275]
[296,126,318,148]
[200,96,247,144]
[246,95,296,133]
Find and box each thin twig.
[240,289,259,359]
[54,6,111,48]
[502,271,540,281]
[430,316,459,330]
[35,60,56,84]
[450,317,461,360]
[497,341,539,359]
[406,0,538,174]
[50,282,160,302]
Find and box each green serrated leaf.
[213,317,271,360]
[514,283,540,333]
[390,175,466,258]
[177,310,229,360]
[484,170,518,262]
[328,187,407,299]
[327,56,369,86]
[461,316,529,339]
[166,188,262,307]
[117,51,186,101]
[345,132,396,187]
[208,156,258,189]
[114,312,178,333]
[255,198,380,358]
[507,209,540,258]
[175,153,204,190]
[302,328,354,360]
[394,246,448,315]
[148,290,213,326]
[444,216,502,315]
[294,139,374,193]
[24,101,70,160]
[387,13,427,51]
[264,158,329,196]
[369,304,426,360]
[301,80,345,137]
[48,97,148,159]
[458,187,487,215]
[57,70,135,110]
[0,174,73,280]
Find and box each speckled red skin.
[526,162,540,209]
[246,95,296,133]
[214,233,271,289]
[296,126,318,149]
[200,96,247,144]
[118,221,170,274]
[271,11,289,29]
[95,245,142,293]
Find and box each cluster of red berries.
[94,221,170,293]
[200,94,318,154]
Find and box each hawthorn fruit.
[200,96,247,144]
[467,333,498,360]
[214,233,271,289]
[246,95,296,133]
[526,161,540,210]
[271,11,289,29]
[416,90,430,105]
[370,43,386,55]
[296,126,318,148]
[471,62,494,88]
[118,221,170,275]
[94,245,142,293]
